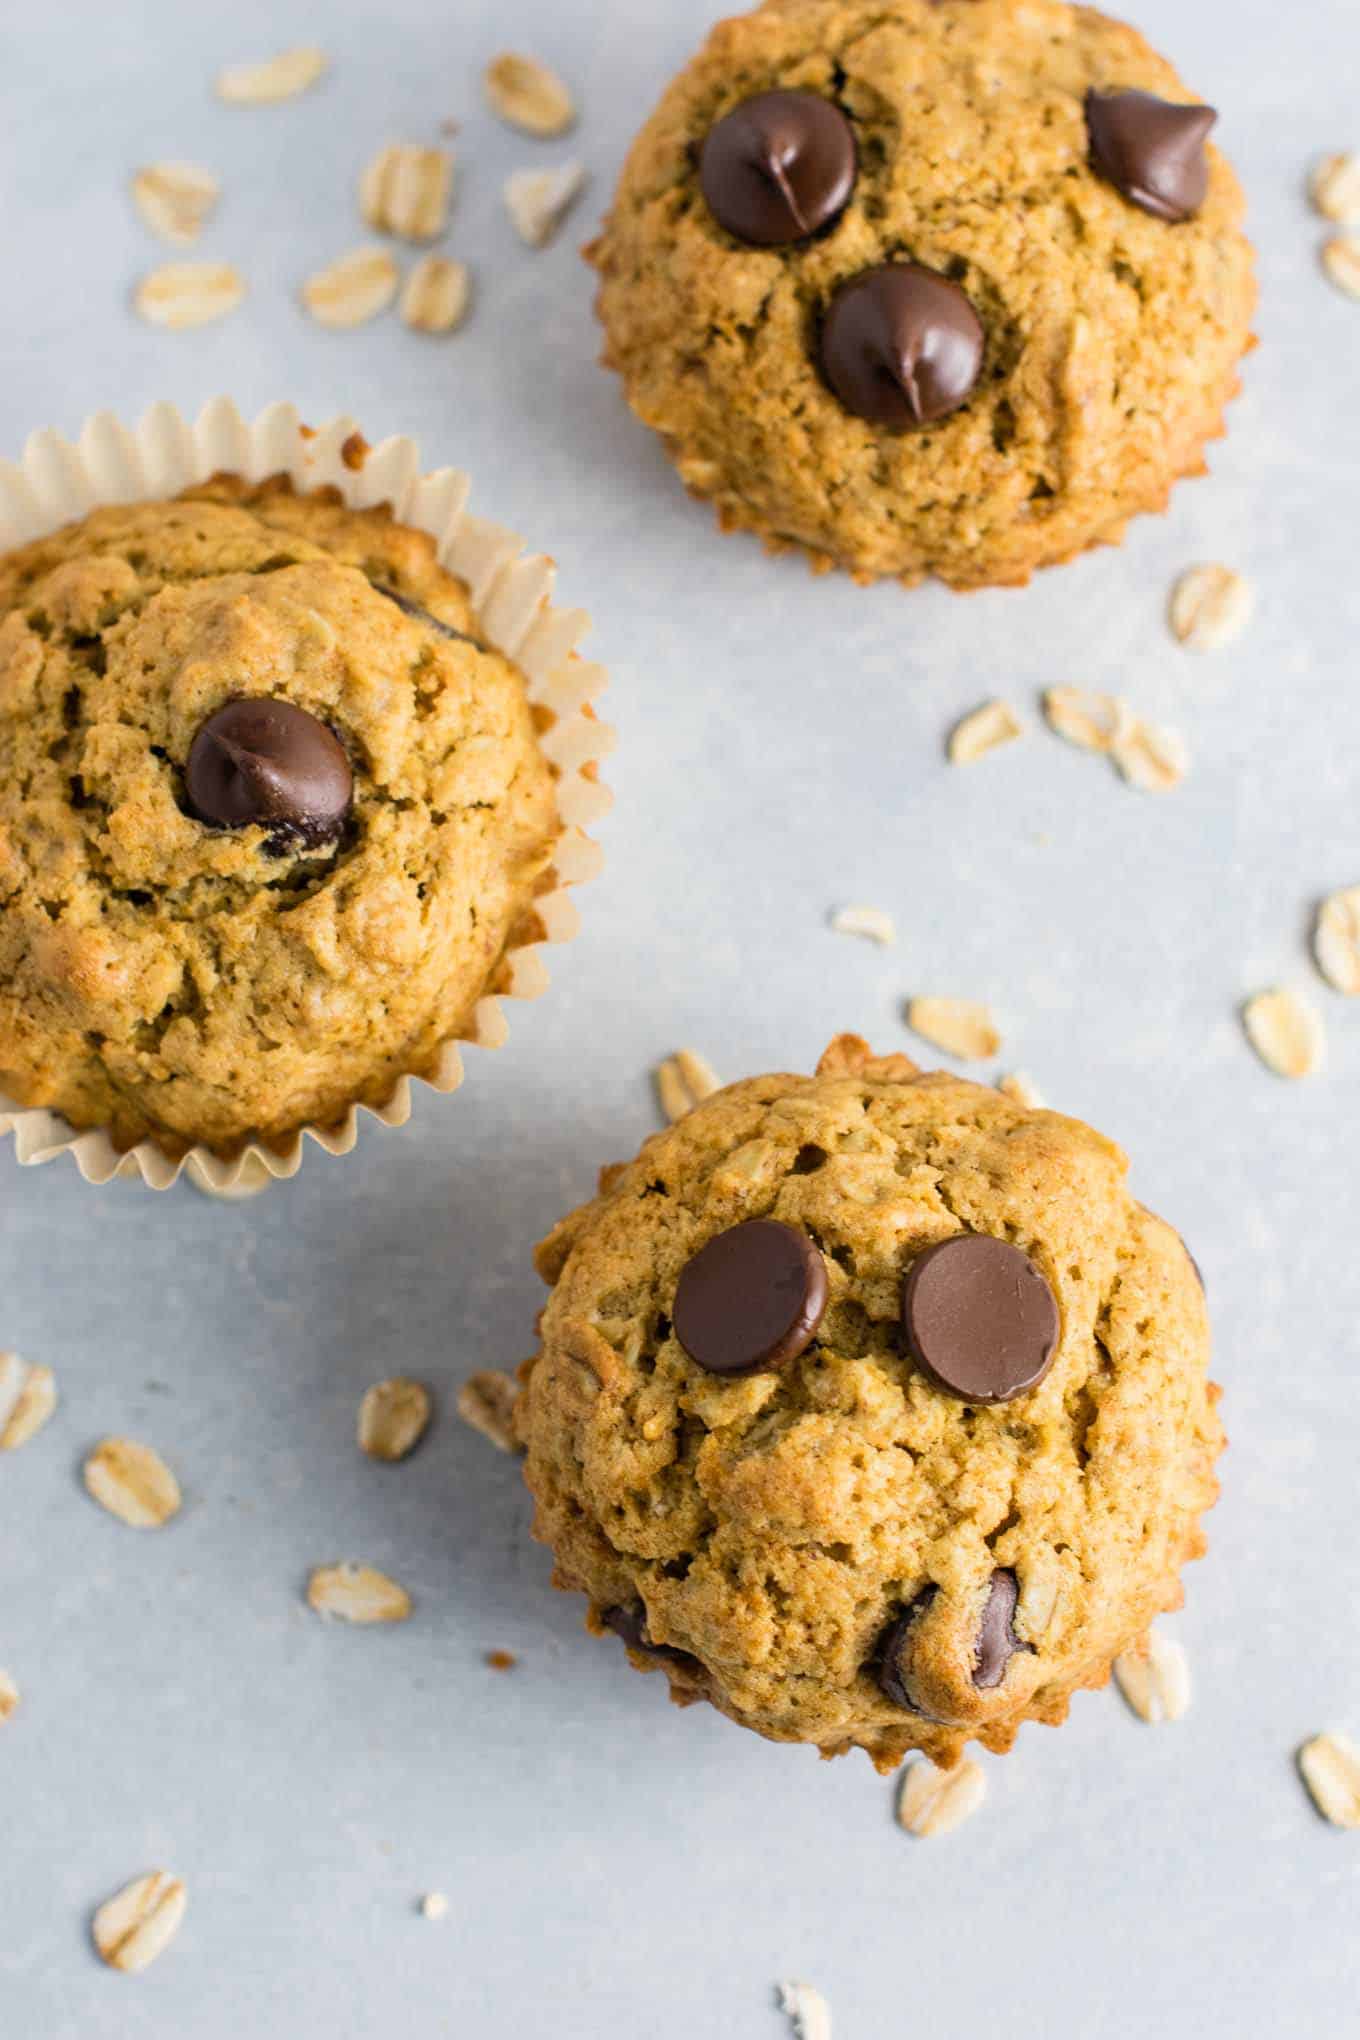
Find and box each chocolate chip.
[376,584,479,646]
[1085,89,1216,223]
[185,698,353,850]
[700,89,856,247]
[902,1235,1059,1405]
[673,1219,828,1377]
[602,1603,652,1651]
[875,1587,941,1714]
[973,1568,1022,1688]
[819,263,985,428]
[602,1602,700,1670]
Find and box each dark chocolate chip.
[602,1603,699,1670]
[602,1603,652,1651]
[902,1235,1059,1405]
[377,584,479,647]
[875,1586,941,1715]
[973,1568,1022,1689]
[819,263,985,428]
[185,698,353,851]
[699,89,856,247]
[673,1219,828,1377]
[1085,88,1216,223]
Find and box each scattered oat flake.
[1299,1732,1360,1828]
[829,904,896,946]
[1042,686,1130,755]
[997,1070,1044,1109]
[906,997,1001,1062]
[302,246,399,329]
[777,1980,833,2040]
[131,162,220,247]
[92,1872,187,1975]
[83,1438,182,1529]
[421,1891,449,1921]
[1311,152,1360,224]
[135,262,245,329]
[1111,716,1189,794]
[655,1048,722,1123]
[1113,1629,1192,1723]
[359,143,454,243]
[484,52,576,137]
[1242,987,1325,1079]
[1322,235,1360,299]
[948,698,1023,766]
[1314,885,1360,995]
[504,163,587,249]
[358,1378,431,1463]
[896,1757,987,1838]
[307,1562,412,1625]
[0,1670,19,1723]
[0,1353,57,1451]
[1169,563,1254,652]
[400,256,471,334]
[216,46,328,105]
[456,1370,520,1453]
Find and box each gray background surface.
[1,0,1357,2033]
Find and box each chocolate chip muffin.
[587,0,1256,588]
[0,477,563,1158]
[516,1036,1222,1771]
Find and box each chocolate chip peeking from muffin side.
[876,1571,1028,1720]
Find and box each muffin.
[517,1035,1222,1771]
[587,0,1256,588]
[0,476,567,1159]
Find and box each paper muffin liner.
[0,398,612,1196]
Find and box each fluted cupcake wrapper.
[0,398,612,1195]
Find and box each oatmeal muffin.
[0,477,564,1158]
[587,0,1256,588]
[517,1035,1222,1770]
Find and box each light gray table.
[2,2,1358,2033]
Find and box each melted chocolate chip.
[1085,89,1216,223]
[876,1587,941,1714]
[819,263,985,428]
[973,1568,1022,1688]
[602,1603,653,1651]
[185,698,353,851]
[602,1603,700,1671]
[377,585,479,646]
[902,1235,1059,1405]
[674,1220,828,1377]
[700,89,857,247]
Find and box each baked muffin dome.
[517,1036,1222,1771]
[587,0,1256,587]
[0,478,560,1157]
